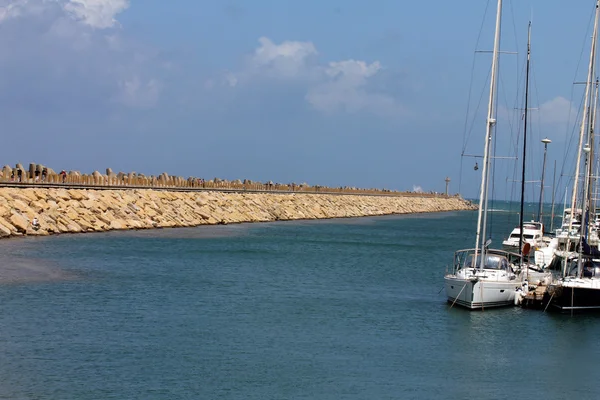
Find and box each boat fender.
[514,288,523,305]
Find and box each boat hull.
[444,276,519,309]
[543,281,600,311]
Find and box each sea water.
[0,204,598,399]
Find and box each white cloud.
[223,37,404,116]
[306,59,404,115]
[497,95,577,133]
[0,0,162,111]
[325,60,381,80]
[0,0,129,28]
[250,36,317,79]
[0,0,32,22]
[225,73,238,87]
[115,76,161,109]
[64,0,129,29]
[539,96,577,126]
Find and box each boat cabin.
[566,258,600,278]
[454,249,517,272]
[561,208,583,230]
[502,221,544,248]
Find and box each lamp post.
[537,138,551,223]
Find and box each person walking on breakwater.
[60,170,67,183]
[41,167,47,182]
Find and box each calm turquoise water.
[0,206,598,400]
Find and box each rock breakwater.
[0,187,475,238]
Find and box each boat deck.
[521,284,548,309]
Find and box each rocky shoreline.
[0,187,475,239]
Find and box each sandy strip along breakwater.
[0,187,476,238]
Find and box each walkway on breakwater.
[0,181,453,198]
[0,163,454,198]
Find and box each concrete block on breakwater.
[0,188,476,239]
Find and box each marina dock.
[521,284,549,310]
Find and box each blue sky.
[0,0,597,199]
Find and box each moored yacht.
[541,0,600,312]
[543,254,600,311]
[446,249,521,309]
[502,221,544,248]
[444,0,523,309]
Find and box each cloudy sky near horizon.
[0,0,596,200]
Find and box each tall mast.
[584,79,599,238]
[475,0,502,268]
[568,0,599,243]
[571,0,599,277]
[588,79,599,222]
[519,21,532,260]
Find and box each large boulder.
[9,212,29,233]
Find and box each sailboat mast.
[550,160,557,232]
[585,79,599,236]
[581,7,599,240]
[573,1,599,277]
[568,0,599,242]
[475,0,502,268]
[588,80,599,221]
[519,21,532,258]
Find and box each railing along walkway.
[0,175,451,198]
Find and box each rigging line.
[564,1,597,172]
[520,20,531,243]
[505,45,528,210]
[497,63,522,208]
[572,4,597,89]
[498,65,522,157]
[508,0,520,58]
[496,8,524,193]
[461,0,493,155]
[555,79,586,204]
[507,0,522,141]
[508,57,528,213]
[503,59,526,199]
[551,3,596,206]
[509,0,523,140]
[463,67,492,156]
[458,152,464,195]
[461,57,479,155]
[489,116,498,240]
[560,95,586,196]
[510,58,528,158]
[531,59,544,180]
[525,59,542,185]
[489,42,503,241]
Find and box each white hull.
[502,238,541,248]
[445,275,519,309]
[502,221,544,248]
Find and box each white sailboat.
[444,0,521,309]
[502,21,553,291]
